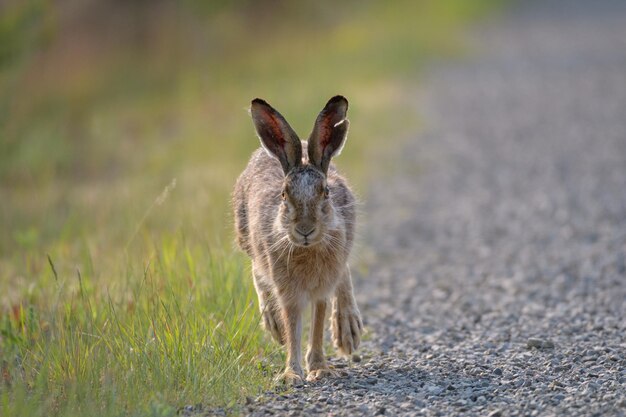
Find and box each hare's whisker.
[267,235,289,253]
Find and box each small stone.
[488,411,502,417]
[494,368,503,376]
[352,354,362,362]
[375,407,386,415]
[414,400,426,408]
[425,384,443,395]
[527,338,555,349]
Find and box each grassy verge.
[0,0,500,415]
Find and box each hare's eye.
[324,186,330,199]
[281,191,286,200]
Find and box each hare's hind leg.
[306,299,337,381]
[331,265,363,356]
[252,266,284,344]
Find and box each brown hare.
[232,96,363,384]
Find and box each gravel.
[243,1,626,415]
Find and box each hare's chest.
[287,248,344,300]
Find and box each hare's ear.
[251,98,302,174]
[308,95,349,174]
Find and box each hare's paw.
[261,307,285,345]
[306,365,338,382]
[331,304,363,356]
[306,353,337,381]
[277,367,304,386]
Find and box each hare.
[232,96,363,384]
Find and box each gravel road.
[245,1,626,415]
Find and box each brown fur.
[232,96,363,383]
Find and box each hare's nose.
[295,227,316,238]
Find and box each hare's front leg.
[306,300,337,381]
[331,266,363,356]
[280,302,304,384]
[252,266,284,344]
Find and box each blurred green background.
[0,0,499,415]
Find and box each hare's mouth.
[290,234,321,248]
[289,226,321,247]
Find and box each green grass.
[2,247,276,416]
[0,0,501,415]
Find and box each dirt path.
[247,1,626,415]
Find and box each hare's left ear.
[251,98,302,175]
[308,95,349,174]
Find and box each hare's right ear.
[308,95,349,175]
[251,99,302,174]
